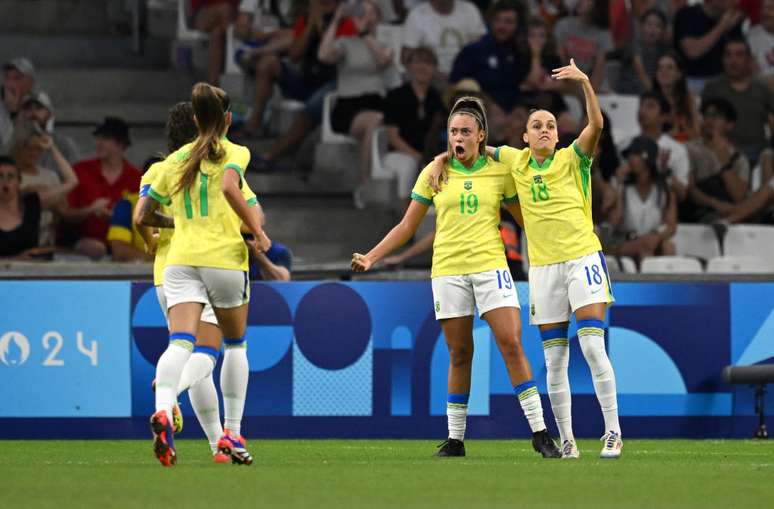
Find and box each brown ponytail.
[175,82,230,195]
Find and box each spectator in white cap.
[1,58,36,153]
[20,91,81,177]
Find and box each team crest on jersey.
[533,175,543,185]
[530,304,535,316]
[435,301,441,312]
[464,181,472,191]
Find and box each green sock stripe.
[171,339,194,351]
[518,387,539,401]
[447,402,469,409]
[577,327,604,337]
[542,338,569,349]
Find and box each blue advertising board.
[128,281,774,439]
[0,281,132,417]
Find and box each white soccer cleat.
[599,431,623,459]
[561,439,580,459]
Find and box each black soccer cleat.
[532,429,562,458]
[436,438,466,457]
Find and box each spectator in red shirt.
[63,117,141,260]
[189,0,240,85]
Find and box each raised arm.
[317,5,345,64]
[553,58,602,157]
[351,200,429,271]
[36,137,79,209]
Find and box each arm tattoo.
[138,198,174,228]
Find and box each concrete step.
[0,0,128,35]
[0,34,172,70]
[36,69,197,106]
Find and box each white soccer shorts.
[163,265,250,311]
[528,251,614,325]
[431,268,520,320]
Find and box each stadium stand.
[640,256,703,274]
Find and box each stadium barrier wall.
[1,281,772,439]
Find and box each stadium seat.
[597,94,640,147]
[176,0,208,42]
[724,224,774,257]
[321,93,357,145]
[619,256,637,274]
[223,24,243,75]
[640,256,703,274]
[706,256,774,274]
[673,223,721,261]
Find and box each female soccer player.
[352,96,561,459]
[135,102,260,463]
[138,83,271,467]
[429,59,622,459]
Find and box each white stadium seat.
[176,0,207,42]
[604,255,636,273]
[673,224,721,261]
[640,256,703,274]
[723,224,774,257]
[597,94,640,147]
[706,256,774,274]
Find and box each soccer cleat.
[217,429,253,465]
[561,439,580,459]
[150,410,177,467]
[436,438,465,457]
[600,431,623,459]
[531,429,562,458]
[213,451,231,464]
[150,378,183,434]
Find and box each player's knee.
[497,335,524,360]
[580,340,607,366]
[448,345,473,367]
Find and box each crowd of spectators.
[3,0,774,271]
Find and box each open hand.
[90,197,111,218]
[551,59,589,83]
[351,252,373,272]
[427,153,449,193]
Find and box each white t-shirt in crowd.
[747,25,774,77]
[402,0,486,74]
[620,185,666,236]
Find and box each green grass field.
[1,439,772,508]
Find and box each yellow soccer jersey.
[495,142,601,266]
[141,156,258,285]
[411,155,517,277]
[148,139,255,272]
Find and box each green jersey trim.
[493,146,501,162]
[450,155,487,174]
[148,188,171,206]
[246,197,258,207]
[411,192,433,206]
[572,141,593,197]
[528,152,555,171]
[503,194,519,204]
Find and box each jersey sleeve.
[242,180,258,207]
[502,173,518,204]
[410,164,436,206]
[148,169,171,206]
[106,199,133,244]
[224,145,251,188]
[493,145,528,169]
[140,162,162,196]
[571,140,594,173]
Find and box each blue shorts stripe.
[540,328,569,341]
[447,393,470,405]
[193,345,220,360]
[513,380,537,395]
[169,332,196,344]
[577,318,605,330]
[223,336,246,346]
[598,251,613,297]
